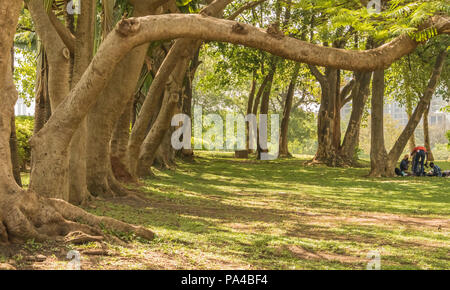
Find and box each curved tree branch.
[33,13,450,151]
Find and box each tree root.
[0,190,155,244]
[307,152,353,168]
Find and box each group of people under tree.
[396,146,447,177]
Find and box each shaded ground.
[2,152,449,269]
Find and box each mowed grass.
[78,152,449,270]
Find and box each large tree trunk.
[137,79,183,177]
[28,0,71,200]
[423,102,434,161]
[154,127,177,169]
[86,3,158,197]
[279,63,300,157]
[176,47,199,160]
[110,98,135,181]
[69,0,96,205]
[340,72,372,165]
[10,116,22,187]
[33,44,51,134]
[309,66,341,166]
[369,69,389,177]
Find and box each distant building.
[383,97,449,129]
[342,97,450,130]
[14,98,35,116]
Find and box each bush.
[15,116,34,171]
[432,143,450,161]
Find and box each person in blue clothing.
[411,146,427,176]
[427,162,442,177]
[395,155,410,176]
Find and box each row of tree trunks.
[279,63,300,157]
[137,57,192,176]
[140,0,261,168]
[23,1,450,200]
[1,0,156,244]
[128,0,233,177]
[369,49,447,177]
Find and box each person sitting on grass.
[395,155,410,176]
[427,162,442,177]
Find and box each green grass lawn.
[14,153,450,269]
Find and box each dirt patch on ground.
[301,211,449,231]
[286,245,365,264]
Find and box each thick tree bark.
[33,45,51,134]
[69,0,96,205]
[279,63,300,157]
[110,98,134,181]
[176,48,199,160]
[369,69,389,177]
[423,102,434,161]
[137,78,183,177]
[86,2,159,197]
[155,127,177,169]
[10,116,22,187]
[28,0,71,200]
[340,72,372,164]
[309,65,340,165]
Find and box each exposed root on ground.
[0,190,155,245]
